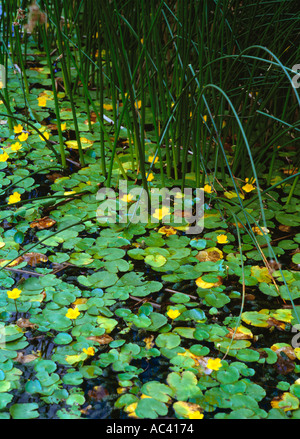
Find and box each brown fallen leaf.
[30,216,56,230]
[225,326,253,340]
[16,318,37,329]
[267,317,286,331]
[273,354,295,375]
[144,335,155,349]
[196,248,223,262]
[80,405,92,415]
[245,294,256,301]
[23,252,48,267]
[88,386,109,401]
[1,253,48,268]
[46,172,64,182]
[271,344,296,360]
[15,352,39,364]
[278,225,291,233]
[86,334,113,345]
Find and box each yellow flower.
[103,103,113,111]
[147,172,154,182]
[203,184,213,194]
[117,387,127,394]
[65,307,80,320]
[203,115,207,123]
[135,100,142,110]
[82,347,95,356]
[8,192,21,205]
[147,155,158,164]
[120,193,134,203]
[216,234,229,244]
[206,358,222,371]
[11,142,22,152]
[39,132,50,141]
[38,96,47,107]
[152,206,170,220]
[158,226,177,236]
[14,124,23,134]
[0,151,9,162]
[167,309,181,319]
[61,122,67,131]
[242,178,256,193]
[7,288,22,299]
[224,191,244,200]
[188,411,204,419]
[252,226,270,235]
[18,132,29,142]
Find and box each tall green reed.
[1,0,299,191]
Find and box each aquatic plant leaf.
[140,381,173,402]
[10,403,39,419]
[135,398,168,419]
[167,371,202,401]
[30,216,56,229]
[216,366,240,384]
[155,333,181,349]
[144,254,167,268]
[241,310,270,327]
[173,401,203,419]
[96,316,118,333]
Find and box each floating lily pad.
[144,254,167,268]
[10,403,39,419]
[167,371,202,401]
[53,332,73,345]
[135,397,168,419]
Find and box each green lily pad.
[34,360,57,373]
[292,253,300,264]
[140,381,173,402]
[10,403,39,419]
[235,349,260,362]
[276,212,300,227]
[0,393,13,410]
[172,327,195,339]
[241,310,269,327]
[62,371,83,386]
[77,271,118,288]
[96,316,118,333]
[259,282,279,297]
[135,398,168,419]
[144,254,167,268]
[167,371,202,401]
[205,292,230,308]
[155,333,181,349]
[216,366,240,384]
[53,332,73,345]
[66,394,85,406]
